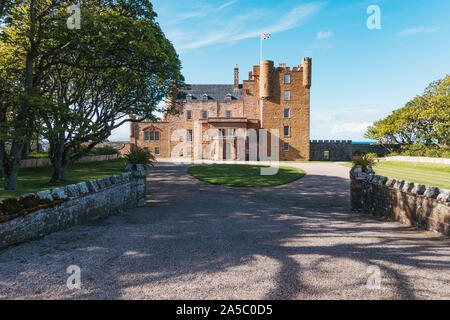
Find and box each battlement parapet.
[310,140,352,144]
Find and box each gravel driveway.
[0,161,449,300]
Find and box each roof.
[178,84,243,101]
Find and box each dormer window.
[186,94,192,104]
[202,94,208,104]
[225,94,232,105]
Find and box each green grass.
[188,164,305,187]
[342,161,450,190]
[0,159,126,200]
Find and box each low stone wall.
[350,166,450,235]
[0,166,146,248]
[378,156,450,165]
[20,154,121,169]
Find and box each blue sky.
[110,0,450,142]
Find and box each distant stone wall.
[310,140,353,161]
[0,166,146,248]
[310,140,397,161]
[20,154,121,169]
[378,156,450,165]
[350,165,450,235]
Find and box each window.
[226,110,231,118]
[284,108,290,118]
[144,131,159,142]
[284,125,290,137]
[284,90,290,101]
[186,129,192,142]
[324,150,330,160]
[186,110,192,120]
[144,147,149,152]
[226,128,236,137]
[186,94,192,104]
[202,110,208,119]
[202,95,208,104]
[226,94,232,104]
[187,147,192,157]
[155,147,160,155]
[284,74,291,84]
[283,143,289,152]
[218,128,236,137]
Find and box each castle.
[130,58,312,161]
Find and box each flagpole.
[260,34,263,62]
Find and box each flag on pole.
[260,33,271,61]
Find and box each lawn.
[0,159,126,200]
[342,161,450,190]
[188,164,305,187]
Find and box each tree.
[1,0,185,185]
[365,75,450,149]
[38,0,185,181]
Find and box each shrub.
[91,145,120,156]
[352,154,375,171]
[124,147,156,169]
[365,153,378,159]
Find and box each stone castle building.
[130,58,312,161]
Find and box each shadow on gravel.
[1,163,449,300]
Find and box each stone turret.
[259,60,273,100]
[301,57,312,89]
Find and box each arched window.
[202,94,208,104]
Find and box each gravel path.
[0,161,449,300]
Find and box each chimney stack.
[234,64,239,88]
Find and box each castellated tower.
[258,58,312,161]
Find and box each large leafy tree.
[0,0,61,189]
[1,0,185,186]
[39,0,185,182]
[365,75,449,149]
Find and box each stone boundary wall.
[0,166,146,248]
[309,141,398,161]
[350,165,450,236]
[377,156,450,165]
[20,154,121,169]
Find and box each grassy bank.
[342,161,450,190]
[188,164,305,187]
[0,159,126,200]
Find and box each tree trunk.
[49,134,71,183]
[50,159,67,182]
[3,142,23,190]
[21,141,30,159]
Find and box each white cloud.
[316,30,332,39]
[167,2,325,50]
[397,26,440,36]
[331,122,371,134]
[218,0,238,11]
